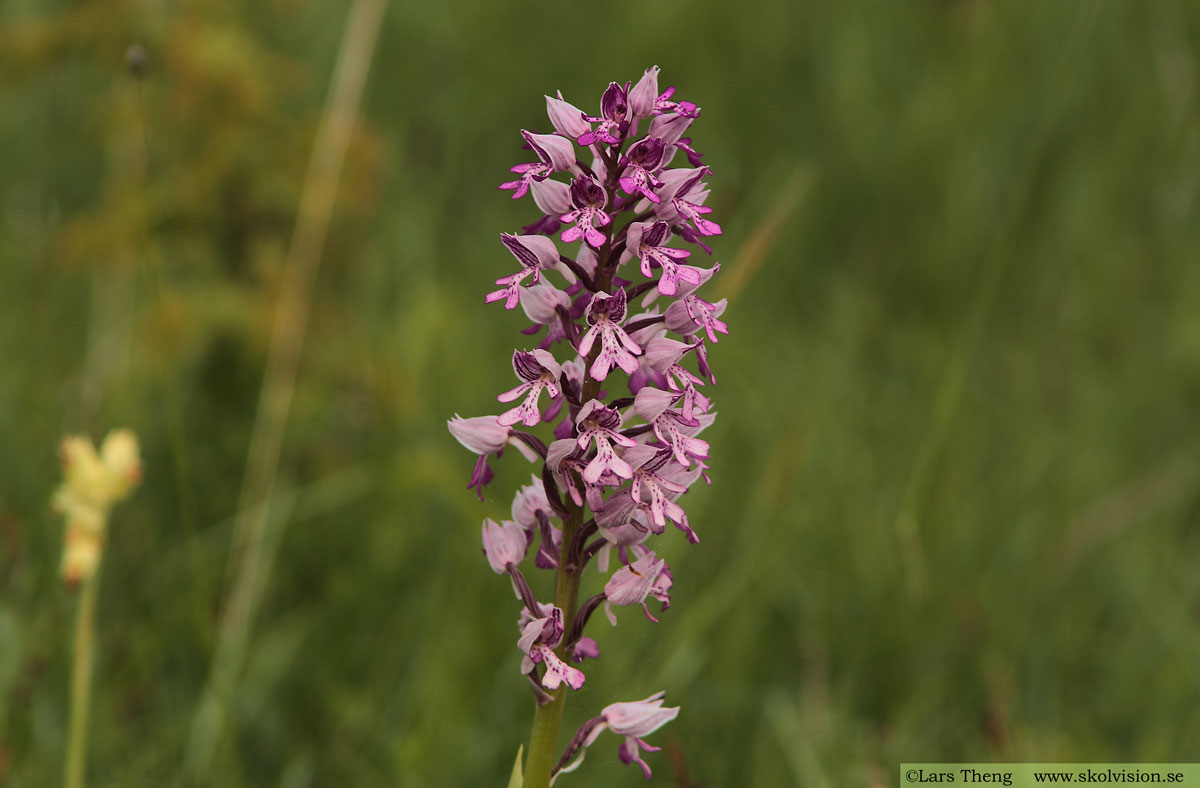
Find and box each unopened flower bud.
[482,518,528,574]
[628,66,660,118]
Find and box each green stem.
[65,571,100,788]
[523,509,583,787]
[523,278,611,787]
[522,132,626,787]
[522,690,566,787]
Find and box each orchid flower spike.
[450,68,727,785]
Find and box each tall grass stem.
[183,0,386,779]
[65,573,99,788]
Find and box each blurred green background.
[3,0,1200,785]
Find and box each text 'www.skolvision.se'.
[902,764,1195,786]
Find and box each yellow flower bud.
[99,429,141,501]
[54,429,141,587]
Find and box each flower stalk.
[65,572,99,788]
[54,429,142,788]
[523,501,585,787]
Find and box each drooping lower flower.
[447,414,538,499]
[556,691,681,779]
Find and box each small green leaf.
[506,744,524,788]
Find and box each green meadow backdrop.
[2,1,1199,785]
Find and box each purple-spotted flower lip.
[578,289,642,381]
[499,128,575,201]
[574,399,638,483]
[633,165,720,240]
[665,293,729,342]
[671,193,721,239]
[625,220,704,295]
[560,177,612,248]
[486,234,565,310]
[655,418,709,467]
[518,604,586,690]
[642,261,719,307]
[533,646,585,691]
[623,443,695,536]
[654,85,701,118]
